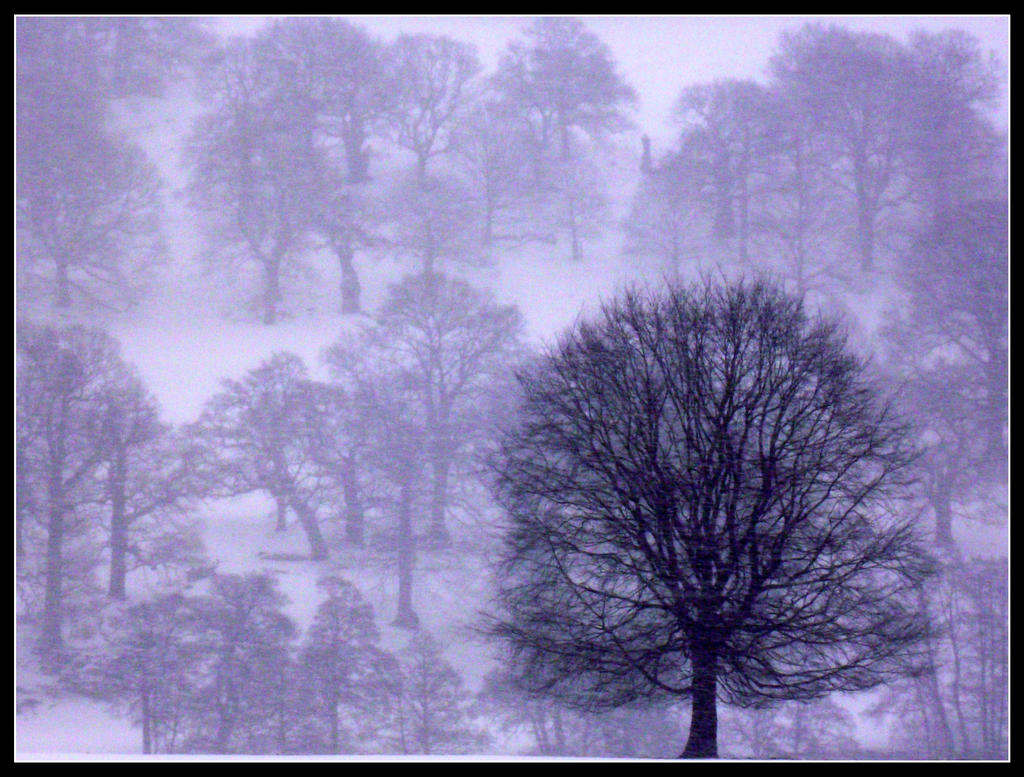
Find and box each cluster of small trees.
[183,17,638,323]
[17,270,525,677]
[97,573,482,754]
[16,17,213,311]
[626,23,1005,288]
[17,322,205,670]
[17,17,641,320]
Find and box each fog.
[16,15,1008,761]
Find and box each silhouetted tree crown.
[489,279,933,758]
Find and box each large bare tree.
[489,280,933,758]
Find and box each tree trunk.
[56,260,71,308]
[335,240,361,315]
[341,463,364,546]
[328,691,340,753]
[415,155,428,188]
[852,151,875,272]
[857,207,875,272]
[681,646,718,758]
[483,197,494,246]
[141,686,152,754]
[427,447,451,546]
[567,190,582,262]
[274,495,287,532]
[393,473,419,629]
[286,491,329,560]
[41,467,66,666]
[342,121,370,184]
[262,259,281,325]
[108,446,128,599]
[738,169,749,264]
[933,476,955,550]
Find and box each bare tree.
[190,352,330,559]
[672,79,774,263]
[770,24,912,272]
[323,336,427,628]
[384,634,485,754]
[386,173,482,275]
[99,593,202,754]
[267,17,390,184]
[489,279,933,758]
[493,17,636,171]
[372,272,526,545]
[187,574,297,754]
[17,57,165,311]
[903,30,1004,230]
[452,95,535,246]
[185,37,321,324]
[624,149,706,282]
[754,88,845,293]
[17,323,132,665]
[296,577,382,753]
[93,370,202,599]
[549,150,610,262]
[386,34,480,185]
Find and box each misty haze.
[15,15,1008,761]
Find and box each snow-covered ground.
[16,36,1006,759]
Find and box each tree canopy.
[489,279,934,757]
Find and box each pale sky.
[210,14,1009,145]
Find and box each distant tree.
[386,34,480,184]
[372,272,526,544]
[672,79,774,263]
[753,88,844,292]
[493,17,637,170]
[480,668,683,757]
[191,352,330,559]
[928,559,1008,758]
[309,172,381,314]
[17,323,126,665]
[324,337,425,627]
[885,198,1008,546]
[625,149,706,282]
[549,150,610,262]
[477,669,573,755]
[387,173,482,275]
[770,23,911,271]
[452,95,535,246]
[93,17,215,98]
[903,30,1004,230]
[719,696,860,758]
[259,18,389,314]
[92,371,203,599]
[385,634,485,754]
[17,75,165,311]
[489,280,933,758]
[302,381,372,547]
[869,559,1008,759]
[185,36,322,324]
[16,18,108,106]
[188,574,297,754]
[100,594,202,754]
[267,17,390,184]
[906,199,1007,465]
[296,577,384,753]
[18,16,214,100]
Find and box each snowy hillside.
[17,15,1007,761]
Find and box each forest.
[15,16,1007,759]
